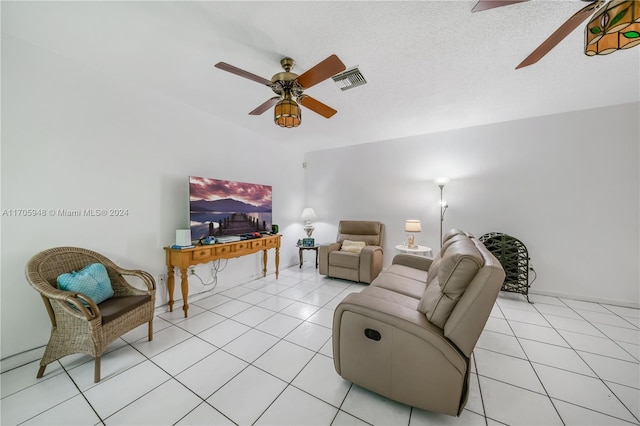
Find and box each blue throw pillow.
[57,263,114,305]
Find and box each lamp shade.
[301,208,317,222]
[274,92,301,128]
[404,220,421,233]
[585,0,640,56]
[434,177,450,187]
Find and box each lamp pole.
[434,178,450,248]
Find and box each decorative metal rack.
[479,232,532,303]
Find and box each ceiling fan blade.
[298,95,338,118]
[516,0,602,69]
[472,0,529,13]
[249,97,281,115]
[214,62,273,86]
[296,55,347,89]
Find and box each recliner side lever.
[364,328,381,341]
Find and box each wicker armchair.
[25,247,156,383]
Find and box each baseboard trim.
[0,346,45,373]
[529,289,640,309]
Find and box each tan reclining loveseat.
[319,220,384,284]
[332,229,505,416]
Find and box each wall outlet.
[529,260,534,270]
[189,267,196,275]
[155,274,168,305]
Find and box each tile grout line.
[499,299,567,425]
[99,269,330,425]
[565,305,640,424]
[532,299,640,423]
[54,271,318,424]
[505,296,639,376]
[242,270,376,425]
[469,352,489,426]
[167,271,338,424]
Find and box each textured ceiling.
[3,1,639,151]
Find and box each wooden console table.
[164,234,281,317]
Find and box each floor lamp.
[434,177,450,248]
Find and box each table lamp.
[404,220,421,249]
[301,207,317,237]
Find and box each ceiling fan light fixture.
[585,0,640,56]
[274,93,301,128]
[216,54,346,127]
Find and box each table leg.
[167,265,175,312]
[262,249,268,277]
[299,248,303,268]
[275,247,280,279]
[315,248,318,269]
[179,267,189,318]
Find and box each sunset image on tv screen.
[189,176,272,241]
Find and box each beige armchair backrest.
[336,220,384,246]
[443,239,505,356]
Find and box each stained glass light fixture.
[274,90,301,128]
[585,0,640,56]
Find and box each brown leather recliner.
[319,220,384,284]
[332,229,505,416]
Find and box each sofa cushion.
[383,264,428,284]
[371,265,427,299]
[426,233,468,287]
[341,240,366,253]
[329,251,360,269]
[360,286,420,310]
[99,295,152,324]
[418,239,483,328]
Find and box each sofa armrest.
[319,242,341,275]
[359,245,383,284]
[109,267,156,297]
[392,254,433,271]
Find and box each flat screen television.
[189,176,272,242]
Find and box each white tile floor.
[2,264,639,425]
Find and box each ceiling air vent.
[332,67,367,91]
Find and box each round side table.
[395,244,433,258]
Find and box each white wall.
[1,36,307,359]
[305,103,640,307]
